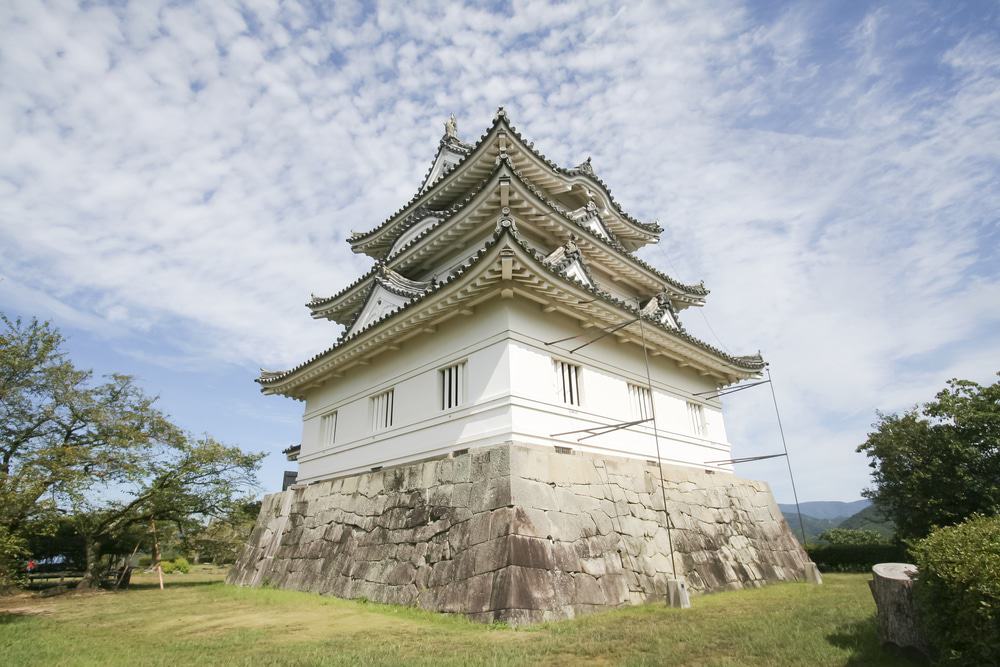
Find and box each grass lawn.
[0,567,924,666]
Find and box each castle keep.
[228,110,811,622]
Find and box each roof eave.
[262,222,761,395]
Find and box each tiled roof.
[307,264,379,309]
[348,108,662,250]
[260,233,503,387]
[259,224,763,389]
[498,110,663,235]
[384,158,708,298]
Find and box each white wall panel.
[295,297,740,482]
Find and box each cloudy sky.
[2,0,998,501]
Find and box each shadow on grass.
[128,580,224,590]
[25,579,225,593]
[0,612,35,625]
[827,617,928,666]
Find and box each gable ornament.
[444,114,458,139]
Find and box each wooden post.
[869,563,927,654]
[151,518,164,591]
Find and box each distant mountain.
[778,499,896,543]
[778,500,870,521]
[838,504,896,539]
[781,513,841,542]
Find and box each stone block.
[469,479,511,513]
[509,477,557,510]
[491,565,555,610]
[508,534,554,570]
[550,540,580,571]
[511,506,551,538]
[466,510,493,546]
[472,536,510,575]
[573,573,606,605]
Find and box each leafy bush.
[817,528,886,545]
[137,555,152,567]
[0,526,27,588]
[911,514,1000,665]
[805,542,907,572]
[156,557,190,575]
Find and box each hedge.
[911,515,1000,666]
[805,542,907,572]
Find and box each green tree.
[857,374,1000,539]
[1,315,177,583]
[189,499,261,565]
[71,436,262,587]
[1,314,263,587]
[816,528,887,545]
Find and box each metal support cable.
[569,318,638,353]
[767,366,808,546]
[704,452,787,466]
[550,417,653,441]
[693,379,770,401]
[543,318,639,351]
[638,313,676,581]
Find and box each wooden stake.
[151,518,164,591]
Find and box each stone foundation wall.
[228,444,809,623]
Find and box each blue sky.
[2,0,998,501]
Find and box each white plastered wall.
[295,297,736,483]
[347,285,412,337]
[297,299,515,482]
[503,299,732,470]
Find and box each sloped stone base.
[227,443,809,624]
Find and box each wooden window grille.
[554,359,581,406]
[320,411,337,447]
[440,362,465,410]
[686,401,707,437]
[371,389,394,431]
[628,383,653,420]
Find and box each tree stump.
[869,563,927,654]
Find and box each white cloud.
[1,0,997,500]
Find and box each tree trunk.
[869,563,927,654]
[76,537,103,590]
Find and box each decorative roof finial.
[444,114,458,139]
[565,234,579,257]
[495,106,507,119]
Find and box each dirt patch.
[0,606,53,617]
